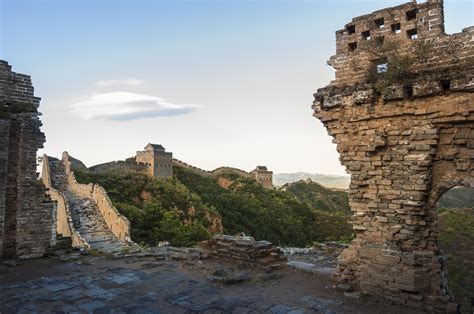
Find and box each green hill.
[74,166,353,247]
[174,167,352,246]
[74,171,222,247]
[281,179,350,212]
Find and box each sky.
[1,0,472,175]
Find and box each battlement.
[327,0,473,89]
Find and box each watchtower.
[250,166,273,189]
[136,143,173,178]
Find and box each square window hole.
[347,25,356,35]
[391,23,401,34]
[403,84,413,98]
[377,63,388,73]
[406,9,417,21]
[440,79,451,92]
[348,42,358,51]
[375,18,385,28]
[362,30,371,40]
[407,28,418,40]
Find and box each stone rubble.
[198,234,287,271]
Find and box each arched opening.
[436,186,474,312]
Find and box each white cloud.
[70,92,199,121]
[94,79,144,88]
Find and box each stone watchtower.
[312,0,472,312]
[250,166,273,189]
[136,143,173,178]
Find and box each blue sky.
[1,0,473,175]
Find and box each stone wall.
[312,1,472,311]
[41,154,88,248]
[62,152,131,242]
[89,160,148,175]
[199,234,286,270]
[172,158,213,176]
[0,60,55,260]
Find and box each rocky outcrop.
[312,1,473,312]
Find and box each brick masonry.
[0,60,55,260]
[312,1,473,312]
[199,234,287,270]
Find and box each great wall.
[313,0,473,311]
[0,0,472,312]
[42,152,137,253]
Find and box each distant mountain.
[281,179,350,212]
[274,172,350,189]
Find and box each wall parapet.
[41,154,89,248]
[62,152,131,242]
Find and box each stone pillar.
[0,60,55,260]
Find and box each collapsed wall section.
[0,60,55,260]
[312,1,473,312]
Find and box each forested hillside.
[75,166,353,247]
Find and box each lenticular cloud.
[70,92,199,121]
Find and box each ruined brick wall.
[312,1,473,311]
[199,234,286,270]
[0,60,55,260]
[41,155,70,238]
[62,152,131,241]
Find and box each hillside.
[74,171,223,247]
[281,179,350,212]
[74,165,353,247]
[274,172,350,189]
[174,167,353,246]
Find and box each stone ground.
[0,250,423,314]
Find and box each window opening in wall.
[375,18,384,28]
[440,79,451,92]
[377,63,388,73]
[407,28,418,40]
[391,23,401,34]
[362,30,371,40]
[406,9,417,21]
[403,84,413,98]
[347,25,356,35]
[348,42,357,51]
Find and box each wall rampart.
[62,152,131,242]
[41,154,89,248]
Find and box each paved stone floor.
[0,254,422,313]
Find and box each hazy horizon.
[2,0,472,175]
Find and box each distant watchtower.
[136,143,173,178]
[250,166,273,189]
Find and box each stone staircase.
[49,160,136,253]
